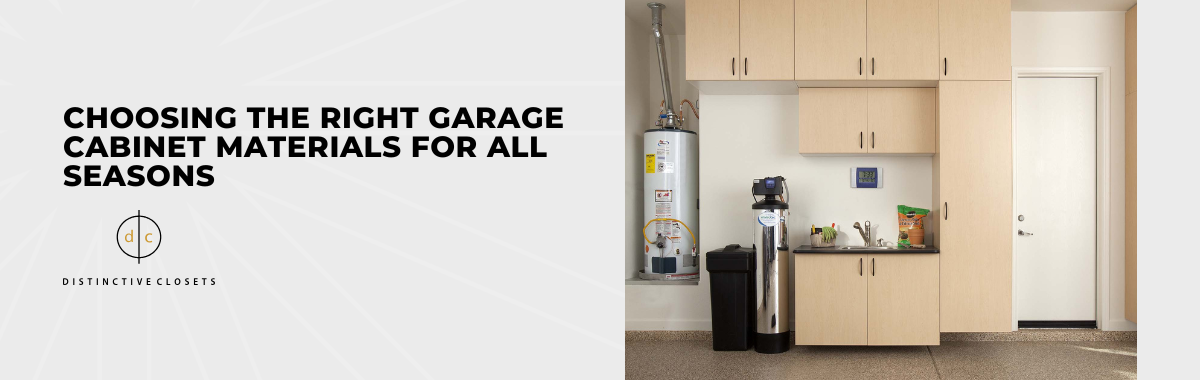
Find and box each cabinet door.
[795,0,866,80]
[796,254,867,345]
[939,0,1011,80]
[867,88,935,153]
[866,0,939,80]
[799,88,867,154]
[937,81,1012,332]
[741,0,795,80]
[686,0,741,80]
[867,254,939,345]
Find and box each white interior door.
[1014,77,1097,322]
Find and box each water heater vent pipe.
[648,3,680,129]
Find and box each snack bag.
[897,205,929,247]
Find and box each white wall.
[625,21,699,280]
[1012,11,1135,331]
[626,94,933,330]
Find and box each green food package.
[897,205,930,247]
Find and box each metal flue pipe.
[648,3,680,129]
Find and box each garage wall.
[627,94,932,330]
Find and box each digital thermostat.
[850,167,882,188]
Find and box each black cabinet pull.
[859,58,862,75]
[744,58,748,76]
[859,132,863,149]
[944,58,948,76]
[871,58,875,75]
[871,258,875,276]
[871,132,875,148]
[732,57,735,76]
[945,202,948,220]
[860,258,863,276]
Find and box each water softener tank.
[752,176,789,354]
[641,128,699,280]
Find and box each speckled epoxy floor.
[626,340,1136,379]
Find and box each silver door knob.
[1018,229,1033,236]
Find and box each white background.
[0,1,623,379]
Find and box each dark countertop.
[793,245,939,254]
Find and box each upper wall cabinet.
[742,0,796,80]
[686,0,795,81]
[798,88,934,154]
[939,0,1012,80]
[798,88,868,153]
[867,88,935,153]
[686,0,741,80]
[795,0,867,80]
[867,0,940,80]
[795,0,938,81]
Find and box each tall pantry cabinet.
[930,0,1014,333]
[933,81,1012,332]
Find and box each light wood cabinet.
[685,0,794,81]
[867,254,940,345]
[742,0,795,80]
[939,0,1011,80]
[867,0,939,80]
[799,88,934,154]
[934,81,1012,332]
[795,0,867,80]
[798,88,867,153]
[867,88,935,153]
[795,253,867,345]
[688,0,1010,86]
[795,253,939,346]
[686,0,741,80]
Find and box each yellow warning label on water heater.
[645,154,655,173]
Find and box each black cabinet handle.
[945,202,948,220]
[744,58,748,76]
[732,57,735,76]
[859,58,862,75]
[871,258,875,276]
[859,258,863,276]
[871,58,875,75]
[871,132,875,148]
[859,132,863,149]
[944,58,948,76]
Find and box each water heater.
[641,128,699,280]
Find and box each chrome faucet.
[853,221,872,247]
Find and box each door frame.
[1010,67,1112,331]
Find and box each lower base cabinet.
[795,253,939,346]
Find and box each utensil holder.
[809,234,834,248]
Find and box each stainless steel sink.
[837,246,897,250]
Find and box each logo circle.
[758,211,779,227]
[116,213,161,261]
